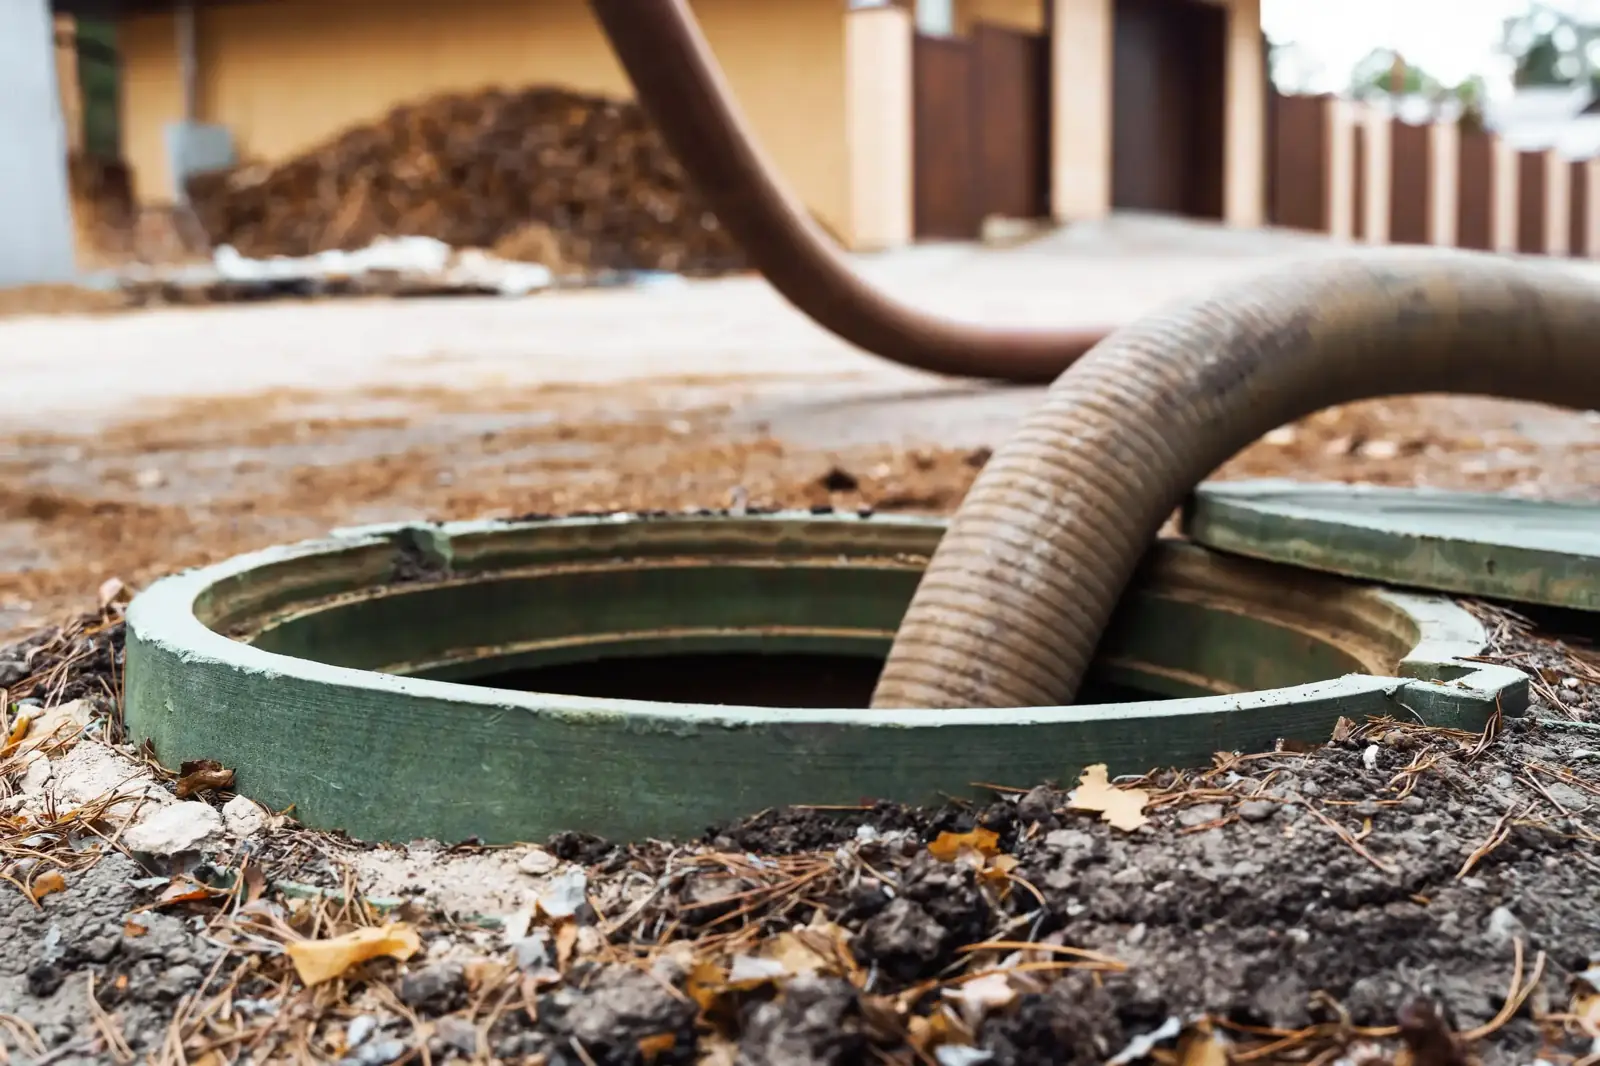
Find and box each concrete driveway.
[3,215,1599,632]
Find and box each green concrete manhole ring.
[1185,479,1600,612]
[125,512,1526,843]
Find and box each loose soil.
[2,377,1600,1064]
[4,383,1599,639]
[1,594,1598,1066]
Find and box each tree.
[1347,47,1441,98]
[1499,2,1594,87]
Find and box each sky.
[1260,0,1600,97]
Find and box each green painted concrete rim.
[1185,479,1600,612]
[124,512,1528,844]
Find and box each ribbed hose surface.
[586,0,1110,384]
[871,252,1600,709]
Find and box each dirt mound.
[183,86,748,276]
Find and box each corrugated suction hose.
[586,0,1110,384]
[585,0,1600,710]
[870,253,1600,708]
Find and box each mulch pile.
[183,87,747,276]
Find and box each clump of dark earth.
[3,612,1599,1065]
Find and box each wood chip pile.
[183,87,748,276]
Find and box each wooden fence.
[1267,91,1600,259]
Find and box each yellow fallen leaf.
[1,707,38,757]
[32,870,67,899]
[1574,990,1600,1038]
[1066,764,1150,832]
[928,828,1001,862]
[285,922,422,986]
[684,959,726,1012]
[637,1032,677,1062]
[1177,1024,1230,1066]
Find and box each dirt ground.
[3,221,1600,1063]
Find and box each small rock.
[1044,828,1094,851]
[536,866,588,919]
[340,1039,407,1066]
[1015,785,1058,825]
[511,931,556,973]
[855,898,947,981]
[516,848,558,876]
[1486,906,1526,947]
[1230,860,1264,878]
[1111,866,1146,886]
[122,802,224,856]
[134,467,166,490]
[398,962,465,1011]
[1362,745,1380,771]
[155,964,203,999]
[0,657,27,687]
[1177,803,1225,828]
[1238,800,1277,823]
[432,1016,479,1057]
[1460,877,1488,890]
[346,1015,377,1049]
[222,795,268,838]
[19,752,53,795]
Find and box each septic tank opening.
[453,651,1168,707]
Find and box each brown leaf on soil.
[928,828,1001,862]
[555,919,579,971]
[174,759,235,798]
[31,871,67,899]
[685,959,726,1013]
[1,706,37,756]
[1395,998,1467,1066]
[122,917,148,938]
[154,877,212,907]
[1332,716,1358,743]
[1067,764,1150,831]
[97,577,126,610]
[1176,1023,1230,1066]
[285,921,422,986]
[637,1032,677,1062]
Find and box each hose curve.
[586,0,1111,384]
[870,252,1600,708]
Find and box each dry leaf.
[465,957,510,992]
[1395,998,1467,1066]
[637,1032,677,1062]
[928,828,1000,862]
[175,759,235,799]
[123,917,149,938]
[554,920,579,971]
[1176,1024,1230,1066]
[696,1034,738,1066]
[32,870,67,899]
[155,877,212,907]
[1067,764,1149,832]
[98,577,126,610]
[191,1052,226,1066]
[943,971,1017,1027]
[1573,969,1600,1039]
[1331,716,1357,743]
[685,959,726,1012]
[907,1004,970,1054]
[285,922,422,986]
[1,707,38,756]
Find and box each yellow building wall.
[119,0,848,237]
[955,0,1045,33]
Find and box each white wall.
[0,0,77,286]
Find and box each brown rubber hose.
[586,0,1111,384]
[870,251,1600,708]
